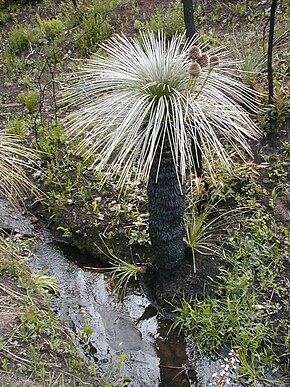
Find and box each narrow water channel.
[32,240,197,386]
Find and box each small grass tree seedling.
[108,256,142,300]
[62,31,261,273]
[86,238,143,300]
[184,191,244,272]
[31,271,59,295]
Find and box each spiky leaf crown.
[63,32,261,185]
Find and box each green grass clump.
[174,203,290,383]
[17,90,38,114]
[174,269,270,356]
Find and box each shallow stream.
[32,240,198,386]
[0,198,243,386]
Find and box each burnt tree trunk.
[182,0,202,177]
[147,143,185,270]
[182,0,196,39]
[267,0,278,136]
[268,0,278,103]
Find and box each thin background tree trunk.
[182,0,202,177]
[267,0,278,103]
[267,0,278,134]
[182,0,196,39]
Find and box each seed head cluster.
[189,45,220,77]
[209,54,220,67]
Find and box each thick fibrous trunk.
[147,145,185,270]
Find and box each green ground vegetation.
[0,0,289,385]
[175,167,290,385]
[0,233,132,386]
[0,233,96,385]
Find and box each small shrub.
[79,11,112,54]
[0,9,10,26]
[226,1,247,17]
[37,16,64,39]
[143,0,184,38]
[271,63,290,128]
[74,0,119,54]
[2,48,25,79]
[8,24,38,54]
[63,7,83,29]
[91,0,119,14]
[36,122,66,155]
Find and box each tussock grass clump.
[0,131,40,207]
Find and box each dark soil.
[140,249,221,316]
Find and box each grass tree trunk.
[147,143,185,270]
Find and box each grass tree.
[0,131,38,207]
[63,32,260,271]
